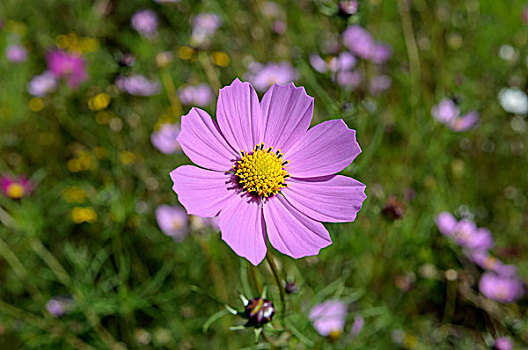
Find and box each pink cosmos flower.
[494,337,513,350]
[156,205,188,241]
[131,9,158,39]
[479,272,524,303]
[309,300,347,337]
[191,13,221,46]
[337,71,362,89]
[310,52,356,74]
[0,175,33,199]
[246,62,299,92]
[46,50,88,88]
[178,83,214,107]
[343,25,375,60]
[45,297,74,317]
[369,75,392,96]
[448,111,480,132]
[466,250,518,276]
[151,123,181,154]
[170,79,366,265]
[28,71,57,96]
[435,212,493,251]
[350,315,364,337]
[338,1,359,17]
[5,44,28,63]
[431,98,479,132]
[116,74,160,96]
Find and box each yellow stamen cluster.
[6,183,25,199]
[234,144,289,198]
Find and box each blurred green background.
[0,0,527,348]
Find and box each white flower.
[498,88,528,115]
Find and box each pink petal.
[263,195,331,259]
[260,83,314,153]
[282,175,366,222]
[435,212,457,236]
[218,195,267,266]
[177,108,237,171]
[170,165,236,217]
[216,78,261,152]
[284,119,361,178]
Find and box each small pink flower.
[246,62,299,92]
[0,175,33,199]
[156,205,189,241]
[494,336,513,350]
[151,123,181,154]
[350,315,364,337]
[178,84,214,107]
[309,300,347,337]
[431,99,479,132]
[435,212,493,251]
[46,49,88,88]
[170,79,366,265]
[479,272,524,303]
[5,44,28,63]
[131,9,158,39]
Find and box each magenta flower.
[131,9,158,39]
[431,99,459,123]
[309,300,347,337]
[191,13,221,46]
[369,75,392,96]
[337,71,362,89]
[5,44,27,63]
[338,1,359,16]
[343,25,375,60]
[46,50,88,88]
[156,205,189,241]
[448,111,480,132]
[178,83,214,107]
[494,337,513,350]
[151,123,181,154]
[350,315,364,337]
[0,175,33,199]
[479,272,524,303]
[116,75,160,96]
[310,52,356,74]
[170,79,366,265]
[431,98,479,132]
[370,44,392,65]
[467,251,518,276]
[435,212,493,251]
[246,62,299,92]
[45,297,74,317]
[28,71,57,96]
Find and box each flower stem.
[250,265,263,296]
[198,52,221,94]
[265,251,285,318]
[160,68,182,117]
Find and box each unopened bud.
[244,298,274,328]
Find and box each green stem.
[161,68,182,117]
[250,265,262,296]
[198,52,221,94]
[265,251,285,318]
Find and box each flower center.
[6,183,25,199]
[234,143,289,198]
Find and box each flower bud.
[382,195,404,220]
[244,298,274,328]
[285,282,299,294]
